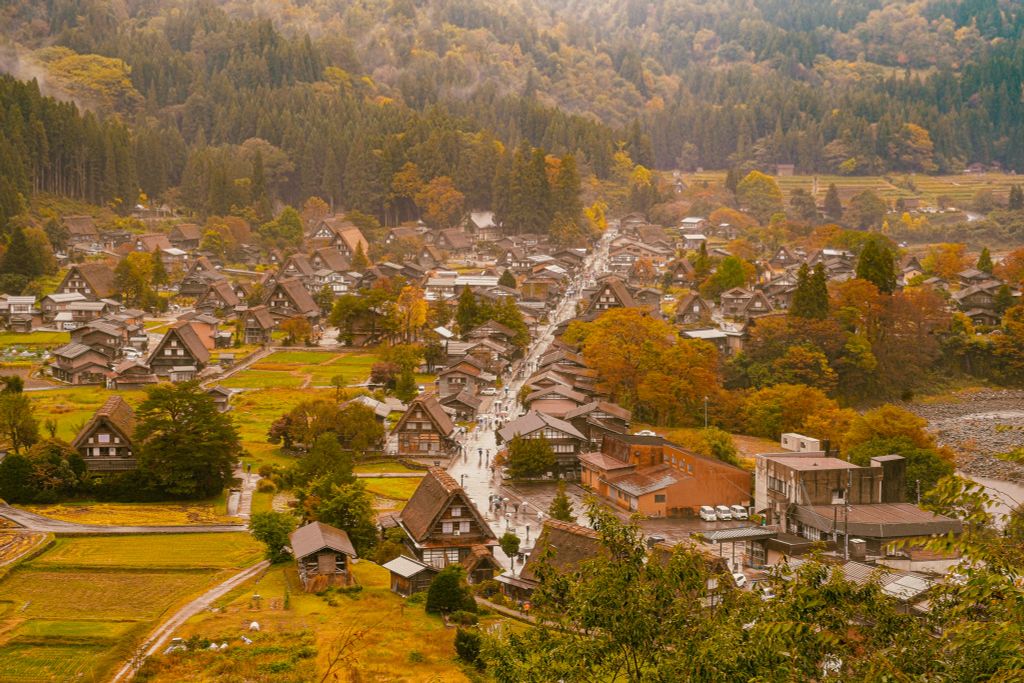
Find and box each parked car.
[732,572,747,588]
[730,505,748,521]
[699,505,717,522]
[480,387,498,396]
[715,505,733,521]
[635,429,657,436]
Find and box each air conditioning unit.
[453,530,461,536]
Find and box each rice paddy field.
[134,560,483,683]
[681,170,1023,206]
[0,533,263,683]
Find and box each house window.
[460,521,470,533]
[831,488,846,504]
[654,494,666,503]
[451,506,462,517]
[443,522,453,533]
[97,433,110,444]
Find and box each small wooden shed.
[382,555,439,597]
[290,521,357,592]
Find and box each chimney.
[871,454,906,503]
[848,538,867,562]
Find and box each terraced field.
[681,171,1022,206]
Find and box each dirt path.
[0,504,245,534]
[201,346,275,388]
[109,560,271,682]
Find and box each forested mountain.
[1,0,1023,222]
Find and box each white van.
[715,505,733,521]
[699,506,717,522]
[730,505,749,521]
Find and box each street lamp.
[460,474,466,488]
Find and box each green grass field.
[32,533,261,569]
[135,561,478,682]
[0,534,263,682]
[0,331,71,347]
[362,477,422,502]
[354,461,419,474]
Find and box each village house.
[147,321,210,380]
[40,292,87,323]
[72,395,137,472]
[63,215,100,246]
[69,320,127,360]
[437,357,496,398]
[719,287,774,320]
[675,293,713,325]
[585,277,636,315]
[681,233,707,251]
[522,384,589,418]
[439,389,483,422]
[497,519,602,601]
[680,217,708,233]
[382,555,440,597]
[381,467,500,582]
[241,305,275,345]
[310,216,369,260]
[56,263,118,301]
[196,280,241,314]
[178,257,226,297]
[497,411,588,476]
[1,295,36,332]
[50,343,111,385]
[264,277,321,323]
[578,432,752,517]
[309,247,351,273]
[168,223,202,250]
[109,359,159,390]
[290,521,358,592]
[465,211,500,242]
[564,400,631,449]
[392,394,457,458]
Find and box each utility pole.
[844,468,851,560]
[916,479,921,505]
[703,396,709,429]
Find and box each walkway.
[109,560,271,682]
[0,505,245,535]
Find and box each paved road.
[109,559,271,682]
[447,226,617,569]
[0,505,246,535]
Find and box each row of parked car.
[699,505,749,522]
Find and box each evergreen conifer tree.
[977,247,993,274]
[824,183,843,222]
[855,239,897,294]
[548,480,576,522]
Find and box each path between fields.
[200,346,275,387]
[0,504,246,534]
[109,559,271,683]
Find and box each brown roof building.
[147,321,210,380]
[389,467,499,582]
[56,263,118,300]
[73,396,137,472]
[392,394,456,457]
[290,521,358,591]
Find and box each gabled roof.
[135,233,172,251]
[589,277,636,310]
[383,555,437,579]
[607,463,686,497]
[440,389,483,411]
[170,223,203,241]
[468,319,517,340]
[289,521,357,559]
[400,467,496,544]
[269,277,320,316]
[66,263,117,299]
[564,400,631,422]
[439,228,473,250]
[244,305,275,329]
[519,520,602,583]
[282,254,315,277]
[53,342,101,360]
[525,384,588,405]
[72,396,135,448]
[394,394,456,438]
[312,247,351,272]
[497,411,586,443]
[64,215,98,237]
[150,321,211,365]
[202,280,241,307]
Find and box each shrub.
[407,650,425,663]
[257,479,277,493]
[449,610,478,625]
[473,579,501,598]
[454,628,483,668]
[426,565,477,614]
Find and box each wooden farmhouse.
[383,467,500,582]
[290,521,358,592]
[72,396,137,472]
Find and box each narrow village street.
[445,226,616,568]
